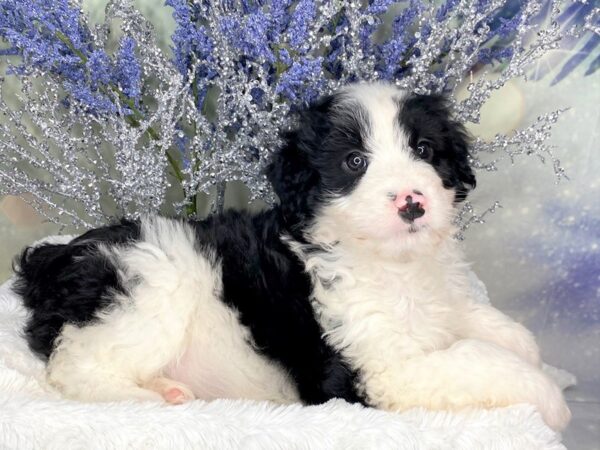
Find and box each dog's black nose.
[398,195,425,223]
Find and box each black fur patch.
[192,210,364,404]
[399,94,476,202]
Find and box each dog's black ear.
[266,96,334,229]
[446,119,476,202]
[401,94,476,203]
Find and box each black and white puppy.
[13,83,570,430]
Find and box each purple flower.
[435,0,460,22]
[170,11,216,110]
[87,50,112,87]
[324,35,344,78]
[0,0,144,113]
[0,0,89,81]
[494,15,522,38]
[250,87,266,107]
[276,57,324,105]
[484,0,527,41]
[220,11,275,63]
[114,37,142,101]
[391,0,425,38]
[270,0,294,36]
[241,0,266,14]
[278,48,293,65]
[377,39,409,80]
[166,0,214,77]
[244,11,277,61]
[63,82,116,114]
[478,47,514,65]
[287,0,316,53]
[367,0,396,15]
[362,1,408,54]
[218,15,243,54]
[166,0,197,73]
[0,48,19,56]
[376,0,425,79]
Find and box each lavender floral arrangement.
[0,0,597,234]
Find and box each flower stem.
[55,30,88,63]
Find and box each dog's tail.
[11,219,141,358]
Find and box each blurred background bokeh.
[0,1,598,448]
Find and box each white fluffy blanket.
[0,244,575,449]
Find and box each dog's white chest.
[310,255,459,361]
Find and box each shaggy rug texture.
[0,237,576,449]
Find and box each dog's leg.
[366,339,570,431]
[46,222,219,403]
[459,302,541,367]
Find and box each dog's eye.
[415,141,434,162]
[345,152,368,172]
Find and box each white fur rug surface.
[0,266,573,449]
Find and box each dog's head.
[267,82,475,254]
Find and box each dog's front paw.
[535,381,571,431]
[513,369,571,431]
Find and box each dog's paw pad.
[164,386,193,404]
[144,377,195,405]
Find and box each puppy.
[13,83,570,430]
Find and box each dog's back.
[12,212,363,405]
